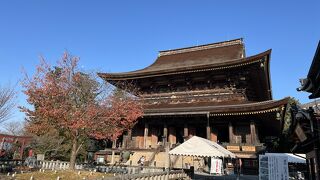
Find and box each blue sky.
[0,1,320,123]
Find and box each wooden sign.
[227,146,240,151]
[242,146,256,152]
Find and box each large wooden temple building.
[98,38,289,172]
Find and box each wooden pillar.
[163,123,168,143]
[144,123,149,148]
[168,127,176,145]
[151,127,158,148]
[211,129,218,142]
[111,139,117,164]
[211,118,218,142]
[128,129,132,140]
[122,135,126,149]
[229,122,234,144]
[124,129,132,149]
[206,113,211,140]
[183,123,188,141]
[137,130,144,148]
[250,121,257,144]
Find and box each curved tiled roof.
[98,49,271,80]
[98,38,273,100]
[98,38,251,80]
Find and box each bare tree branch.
[2,121,25,136]
[0,85,16,124]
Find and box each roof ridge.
[159,38,243,57]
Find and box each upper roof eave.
[98,49,272,81]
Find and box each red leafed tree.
[89,90,143,140]
[20,52,143,169]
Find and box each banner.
[210,158,222,174]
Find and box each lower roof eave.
[143,111,210,117]
[143,97,290,117]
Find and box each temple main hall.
[98,38,289,173]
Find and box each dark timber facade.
[99,39,289,173]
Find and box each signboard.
[242,146,256,152]
[210,158,222,174]
[227,146,240,151]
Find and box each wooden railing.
[105,170,190,180]
[38,160,166,173]
[0,160,24,173]
[38,160,84,170]
[0,160,191,179]
[0,159,24,166]
[38,161,191,179]
[38,160,68,170]
[97,165,164,174]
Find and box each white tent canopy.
[265,153,306,164]
[169,136,236,158]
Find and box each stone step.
[125,151,153,166]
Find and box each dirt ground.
[0,170,113,180]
